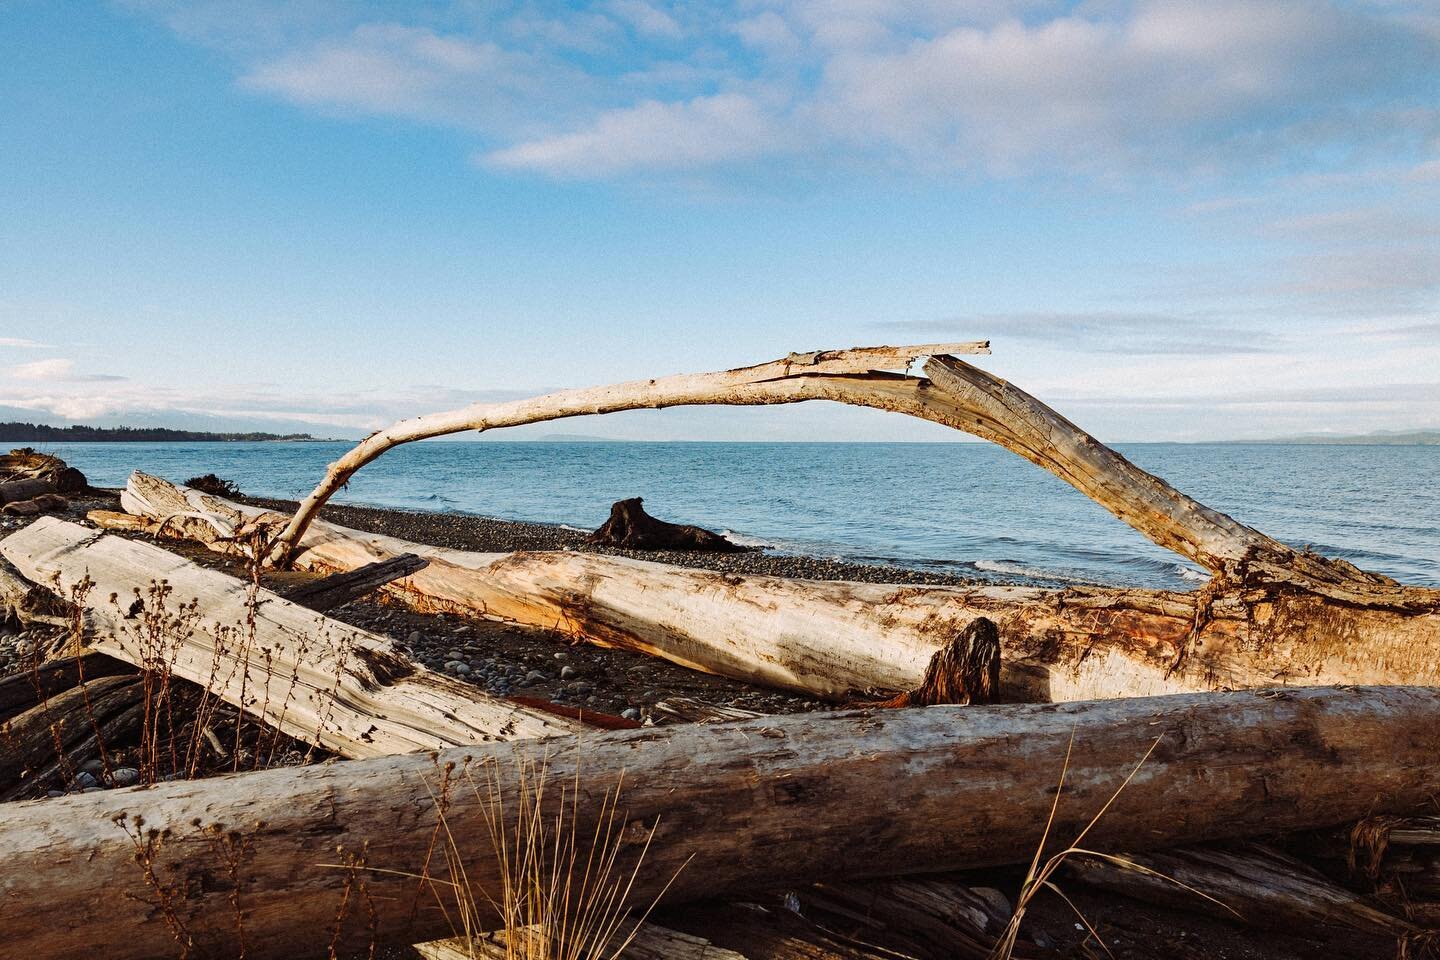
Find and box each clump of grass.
[396,754,686,960]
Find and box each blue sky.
[1,0,1437,440]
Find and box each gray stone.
[73,771,98,790]
[443,660,470,675]
[621,708,640,721]
[408,631,423,645]
[524,670,548,684]
[109,767,141,788]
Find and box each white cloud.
[7,358,127,382]
[0,338,51,348]
[485,93,784,175]
[607,0,682,39]
[148,0,1440,180]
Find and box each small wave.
[718,529,778,550]
[972,559,1092,584]
[559,524,590,533]
[1173,564,1209,583]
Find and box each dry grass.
[988,731,1234,960]
[388,754,686,960]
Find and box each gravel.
[241,496,1013,588]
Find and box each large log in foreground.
[2,686,1438,960]
[118,472,1440,703]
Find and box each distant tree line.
[0,422,321,442]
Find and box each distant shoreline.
[0,422,335,443]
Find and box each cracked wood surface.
[2,686,1438,960]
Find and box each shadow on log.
[587,497,748,552]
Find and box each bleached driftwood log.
[3,686,1439,960]
[117,471,1440,703]
[0,518,579,754]
[270,342,990,562]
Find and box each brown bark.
[875,618,1000,708]
[588,498,745,551]
[1,686,1438,960]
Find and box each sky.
[1,0,1438,442]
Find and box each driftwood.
[0,448,86,493]
[1064,843,1417,941]
[0,654,134,725]
[279,552,429,611]
[588,497,745,552]
[875,618,999,708]
[270,343,991,562]
[0,518,580,755]
[0,520,712,959]
[0,673,142,787]
[116,471,1440,704]
[1,492,69,515]
[2,686,1439,960]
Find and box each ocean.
[39,440,1440,591]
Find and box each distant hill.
[0,422,329,443]
[1235,430,1440,445]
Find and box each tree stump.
[587,497,748,552]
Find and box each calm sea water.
[40,441,1440,591]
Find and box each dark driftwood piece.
[0,673,143,786]
[0,655,134,726]
[3,493,70,516]
[0,700,146,802]
[281,552,429,611]
[1064,843,1416,941]
[878,618,1001,708]
[587,497,746,552]
[0,448,85,494]
[0,478,58,505]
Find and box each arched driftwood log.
[112,342,1438,703]
[272,343,1412,605]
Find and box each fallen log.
[216,342,1435,701]
[2,686,1439,960]
[1064,843,1417,940]
[1,519,705,958]
[2,493,69,516]
[117,472,1440,703]
[0,673,142,786]
[0,518,580,755]
[279,552,429,612]
[0,477,59,505]
[588,497,746,552]
[0,654,134,725]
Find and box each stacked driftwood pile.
[1,342,1439,960]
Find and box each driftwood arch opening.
[272,342,1410,603]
